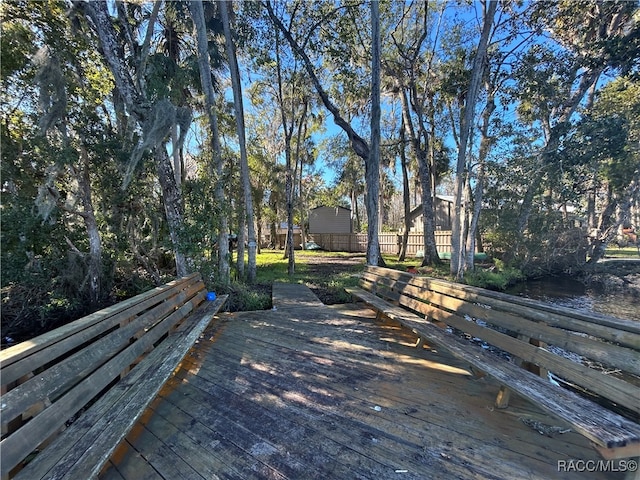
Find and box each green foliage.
[482,230,516,262]
[3,0,639,342]
[464,265,524,291]
[0,20,35,80]
[223,282,272,311]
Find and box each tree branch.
[264,0,369,160]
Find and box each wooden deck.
[99,283,626,480]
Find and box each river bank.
[580,258,640,296]
[506,259,640,321]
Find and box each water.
[506,276,640,321]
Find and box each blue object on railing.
[206,292,217,301]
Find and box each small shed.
[407,195,453,231]
[276,223,302,249]
[308,206,353,234]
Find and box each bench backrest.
[360,266,640,418]
[0,273,206,477]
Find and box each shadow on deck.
[100,284,623,480]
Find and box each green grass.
[381,255,452,277]
[221,250,367,310]
[604,246,640,258]
[254,250,454,301]
[231,249,526,310]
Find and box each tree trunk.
[273,28,296,270]
[465,162,484,270]
[270,220,277,249]
[255,199,263,255]
[351,189,361,233]
[171,123,182,190]
[78,145,102,305]
[398,126,410,261]
[82,2,143,114]
[465,87,496,271]
[399,88,440,265]
[237,209,246,279]
[83,1,190,278]
[284,154,295,273]
[266,1,383,265]
[587,183,617,264]
[155,144,188,276]
[367,0,382,266]
[295,102,308,254]
[219,0,257,282]
[451,0,497,280]
[299,164,307,251]
[190,0,229,284]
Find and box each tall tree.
[218,0,258,282]
[81,1,190,277]
[368,0,382,266]
[514,0,639,236]
[265,0,385,266]
[247,7,317,274]
[462,4,538,272]
[387,0,444,266]
[565,76,640,263]
[273,28,299,274]
[189,0,230,284]
[449,0,498,280]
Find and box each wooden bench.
[346,265,640,463]
[0,273,228,480]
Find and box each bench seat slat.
[366,267,640,347]
[346,286,640,452]
[357,273,640,415]
[0,274,201,369]
[1,275,203,387]
[390,289,640,416]
[1,285,204,429]
[370,272,639,375]
[0,294,204,477]
[15,295,228,480]
[419,287,640,375]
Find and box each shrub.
[464,265,524,291]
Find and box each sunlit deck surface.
[100,284,623,480]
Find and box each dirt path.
[301,252,366,276]
[300,253,366,304]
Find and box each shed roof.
[310,205,351,212]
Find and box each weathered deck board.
[271,282,325,309]
[100,285,626,479]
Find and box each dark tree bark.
[155,144,188,276]
[367,0,382,266]
[388,4,441,267]
[399,88,440,265]
[398,126,411,262]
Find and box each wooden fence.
[309,231,452,256]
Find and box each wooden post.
[494,334,528,408]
